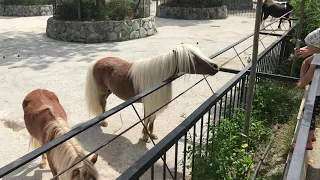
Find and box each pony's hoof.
[141,136,151,143]
[150,133,159,140]
[101,121,108,127]
[39,163,46,169]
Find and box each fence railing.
[285,67,320,180]
[117,24,297,180]
[0,17,296,179]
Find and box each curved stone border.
[156,4,228,20]
[0,4,52,16]
[46,16,157,43]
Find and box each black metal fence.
[117,24,297,180]
[0,18,296,179]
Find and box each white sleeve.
[311,54,320,65]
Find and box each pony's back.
[23,89,67,121]
[23,89,68,141]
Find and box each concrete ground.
[0,14,286,179]
[306,127,320,180]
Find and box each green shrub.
[166,0,223,7]
[291,0,320,39]
[106,0,142,21]
[1,0,51,5]
[187,110,271,180]
[186,79,304,179]
[55,0,145,21]
[252,78,303,125]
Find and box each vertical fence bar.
[200,117,204,151]
[76,0,81,20]
[191,124,196,173]
[182,133,187,180]
[229,88,233,118]
[143,0,146,17]
[163,153,166,180]
[223,94,227,119]
[174,143,178,180]
[151,164,154,180]
[206,109,211,157]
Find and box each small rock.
[132,21,140,31]
[130,31,140,39]
[143,22,148,30]
[108,32,118,41]
[140,27,147,38]
[147,29,154,35]
[114,25,122,33]
[87,24,95,33]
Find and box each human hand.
[295,47,310,58]
[297,81,306,88]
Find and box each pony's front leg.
[39,154,47,169]
[47,155,58,179]
[100,97,108,127]
[100,90,112,127]
[148,115,158,140]
[141,118,151,143]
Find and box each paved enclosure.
[0,15,288,179]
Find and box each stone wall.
[0,4,52,16]
[46,16,157,43]
[156,5,228,20]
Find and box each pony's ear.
[91,154,98,164]
[72,169,80,178]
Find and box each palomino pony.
[23,89,99,180]
[85,44,219,142]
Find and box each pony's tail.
[85,61,102,116]
[28,136,41,151]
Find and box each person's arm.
[300,56,314,80]
[297,64,316,88]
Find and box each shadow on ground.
[0,31,120,70]
[2,164,51,180]
[75,123,185,179]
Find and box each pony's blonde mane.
[44,118,99,179]
[129,44,211,117]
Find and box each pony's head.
[68,154,99,180]
[172,44,219,76]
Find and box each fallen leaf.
[309,159,315,164]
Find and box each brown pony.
[23,89,100,180]
[85,44,219,142]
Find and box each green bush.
[55,0,145,21]
[186,79,304,179]
[291,0,320,39]
[106,0,143,21]
[1,0,51,5]
[188,110,271,180]
[166,0,223,8]
[252,78,303,125]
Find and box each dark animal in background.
[261,1,293,29]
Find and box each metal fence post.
[52,0,56,17]
[243,0,263,137]
[143,0,145,17]
[290,0,306,77]
[76,0,81,21]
